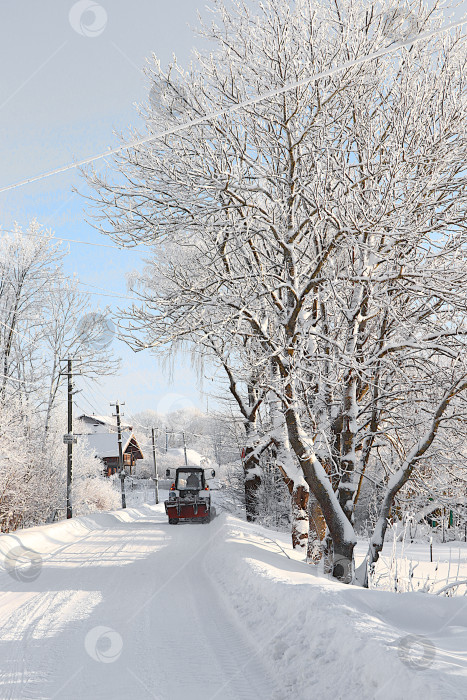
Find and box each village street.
[1,505,467,700]
[0,506,277,700]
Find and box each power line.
[80,376,114,415]
[74,387,102,415]
[34,235,142,251]
[77,379,213,452]
[74,278,139,299]
[80,378,153,435]
[75,282,139,301]
[0,228,148,252]
[0,264,140,300]
[73,399,94,417]
[0,18,465,195]
[0,317,33,341]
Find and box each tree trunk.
[243,446,261,522]
[284,394,357,582]
[355,506,391,587]
[307,494,327,563]
[291,484,309,550]
[274,437,310,552]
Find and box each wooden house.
[78,424,144,477]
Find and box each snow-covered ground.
[1,503,466,699]
[355,537,467,595]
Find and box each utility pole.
[111,400,126,509]
[165,427,169,453]
[151,428,159,504]
[60,358,79,519]
[182,431,188,466]
[66,359,73,519]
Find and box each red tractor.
[164,466,216,524]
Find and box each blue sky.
[0,0,213,417]
[1,1,466,419]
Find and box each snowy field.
[1,503,466,700]
[355,538,467,596]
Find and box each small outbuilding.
[80,431,144,477]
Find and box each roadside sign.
[63,434,78,445]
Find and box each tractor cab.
[174,467,205,495]
[165,465,216,524]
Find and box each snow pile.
[206,517,467,700]
[0,505,159,568]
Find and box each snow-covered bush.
[0,224,120,530]
[72,442,121,516]
[73,476,121,515]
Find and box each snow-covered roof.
[80,431,142,459]
[77,414,133,432]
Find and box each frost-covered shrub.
[73,442,121,515]
[0,399,59,531]
[73,477,121,515]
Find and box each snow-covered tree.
[84,0,467,581]
[0,223,121,528]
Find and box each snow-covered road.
[1,505,467,700]
[0,506,277,700]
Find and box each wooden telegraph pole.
[151,428,159,504]
[60,358,78,519]
[66,359,73,518]
[182,431,188,466]
[111,400,126,509]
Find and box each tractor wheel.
[168,518,179,524]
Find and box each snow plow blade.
[165,499,211,523]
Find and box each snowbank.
[206,517,467,700]
[0,505,159,570]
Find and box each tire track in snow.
[129,515,279,700]
[0,509,278,699]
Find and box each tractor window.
[177,471,202,490]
